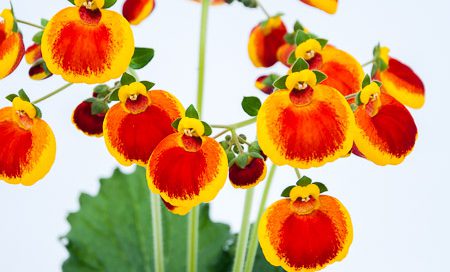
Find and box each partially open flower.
[122,0,155,25]
[0,9,25,79]
[255,75,275,95]
[276,43,295,67]
[147,116,228,209]
[72,101,106,137]
[257,70,355,168]
[353,83,418,165]
[259,183,353,271]
[300,0,338,14]
[29,59,52,80]
[320,45,365,98]
[229,157,267,189]
[41,0,134,83]
[103,82,184,166]
[25,44,42,64]
[0,98,56,186]
[248,16,287,68]
[375,47,425,109]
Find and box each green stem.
[150,193,165,272]
[211,117,257,130]
[294,168,302,179]
[212,129,228,139]
[230,129,244,153]
[188,1,210,272]
[232,188,255,272]
[255,0,271,18]
[345,93,358,100]
[362,59,375,67]
[243,164,277,272]
[16,19,45,30]
[32,83,73,104]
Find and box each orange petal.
[103,90,184,166]
[248,17,287,68]
[122,0,155,25]
[41,6,134,84]
[72,101,105,137]
[0,23,25,79]
[300,0,338,14]
[229,158,267,189]
[0,107,56,186]
[353,93,418,165]
[25,43,42,64]
[276,43,295,67]
[147,133,228,208]
[257,85,355,168]
[320,45,364,97]
[259,195,352,271]
[378,57,425,109]
[161,197,193,216]
[29,59,52,80]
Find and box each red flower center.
[79,6,102,25]
[289,86,314,106]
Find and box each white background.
[0,0,448,271]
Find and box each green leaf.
[355,92,362,106]
[171,118,181,130]
[248,141,261,153]
[281,185,296,197]
[140,81,155,91]
[293,21,304,31]
[273,75,288,90]
[377,58,388,72]
[93,85,109,96]
[40,18,49,27]
[362,74,371,89]
[313,70,327,84]
[18,89,30,102]
[90,100,109,115]
[227,151,236,164]
[262,74,280,86]
[62,167,232,272]
[236,153,248,169]
[312,182,328,193]
[129,48,155,70]
[109,89,120,101]
[32,31,43,45]
[316,38,328,48]
[185,105,199,119]
[373,43,381,58]
[371,63,379,77]
[287,51,297,65]
[33,105,42,119]
[295,30,309,45]
[248,152,264,160]
[202,121,212,136]
[283,33,295,45]
[296,176,312,186]
[350,103,358,112]
[5,94,18,102]
[291,58,309,73]
[241,96,262,117]
[120,73,136,86]
[373,80,383,87]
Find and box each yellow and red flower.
[25,43,42,64]
[375,47,425,109]
[103,82,184,166]
[248,16,287,68]
[0,98,56,186]
[229,157,267,189]
[0,9,24,79]
[259,183,352,271]
[257,70,356,168]
[122,0,155,25]
[319,45,365,98]
[276,43,295,67]
[300,0,338,14]
[25,44,53,80]
[147,116,228,210]
[41,0,134,84]
[72,100,106,137]
[255,75,276,95]
[353,82,418,165]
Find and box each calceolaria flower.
[374,46,425,109]
[259,180,353,271]
[103,82,184,166]
[300,0,338,14]
[229,156,267,189]
[72,100,106,137]
[147,108,228,212]
[257,69,356,168]
[0,96,56,186]
[0,9,24,79]
[248,16,287,68]
[353,81,418,165]
[122,0,155,25]
[25,44,52,80]
[41,0,134,84]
